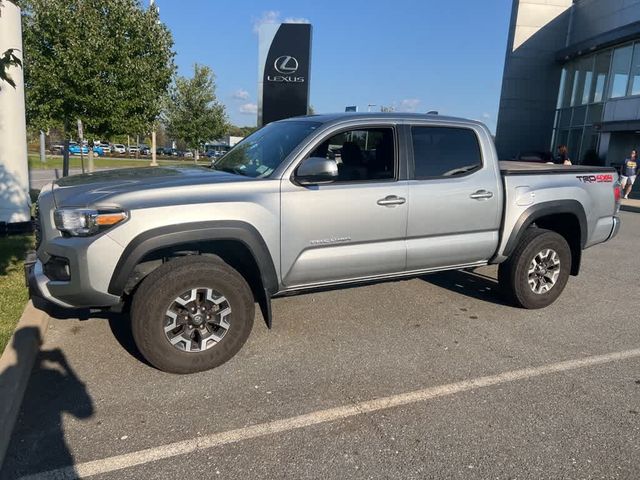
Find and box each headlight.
[54,208,128,236]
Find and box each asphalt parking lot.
[2,212,640,480]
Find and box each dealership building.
[496,0,640,165]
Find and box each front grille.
[33,201,42,250]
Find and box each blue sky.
[155,0,513,131]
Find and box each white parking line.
[20,347,640,480]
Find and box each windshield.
[214,120,321,178]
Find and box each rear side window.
[411,127,482,179]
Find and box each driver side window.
[309,127,396,182]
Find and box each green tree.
[20,0,174,170]
[164,64,227,161]
[227,125,257,137]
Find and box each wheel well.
[533,214,582,276]
[123,240,264,301]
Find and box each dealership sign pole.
[258,23,312,127]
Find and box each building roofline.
[556,19,640,62]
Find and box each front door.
[281,126,408,288]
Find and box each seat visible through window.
[309,128,395,182]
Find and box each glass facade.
[552,41,640,165]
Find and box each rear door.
[280,125,409,287]
[406,124,502,270]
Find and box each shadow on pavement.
[0,329,93,479]
[31,296,149,367]
[420,269,512,307]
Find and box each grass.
[0,235,35,354]
[28,154,208,170]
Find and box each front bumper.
[26,240,123,309]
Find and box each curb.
[621,204,640,213]
[0,301,49,469]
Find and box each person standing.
[621,149,638,199]
[556,145,572,165]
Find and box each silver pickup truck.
[28,113,621,373]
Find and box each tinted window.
[309,128,395,182]
[411,127,482,179]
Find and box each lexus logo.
[274,56,299,74]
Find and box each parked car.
[28,113,621,374]
[68,143,89,155]
[183,151,194,158]
[112,144,126,154]
[139,144,151,155]
[49,143,65,154]
[128,145,140,154]
[98,142,112,154]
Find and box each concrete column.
[0,0,30,225]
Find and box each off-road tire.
[498,228,571,309]
[131,255,254,374]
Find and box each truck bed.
[500,161,616,175]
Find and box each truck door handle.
[377,195,406,206]
[469,190,494,200]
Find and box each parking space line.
[20,347,640,480]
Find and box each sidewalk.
[621,197,640,213]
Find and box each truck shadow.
[420,269,512,307]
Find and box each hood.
[51,166,252,207]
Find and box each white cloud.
[239,103,258,115]
[253,11,310,33]
[253,10,280,33]
[233,89,250,101]
[398,98,421,113]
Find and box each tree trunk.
[195,148,199,163]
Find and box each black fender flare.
[108,221,279,298]
[498,200,587,274]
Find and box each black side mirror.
[296,157,338,185]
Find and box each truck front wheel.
[498,228,571,309]
[131,255,255,374]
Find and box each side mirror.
[296,157,338,185]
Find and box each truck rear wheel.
[498,228,571,309]
[131,255,255,374]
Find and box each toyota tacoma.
[28,113,622,373]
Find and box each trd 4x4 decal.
[577,174,614,183]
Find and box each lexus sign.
[258,23,312,126]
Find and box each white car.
[112,144,126,154]
[128,145,140,154]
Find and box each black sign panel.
[259,23,312,126]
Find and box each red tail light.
[614,184,621,203]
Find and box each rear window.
[411,126,482,179]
